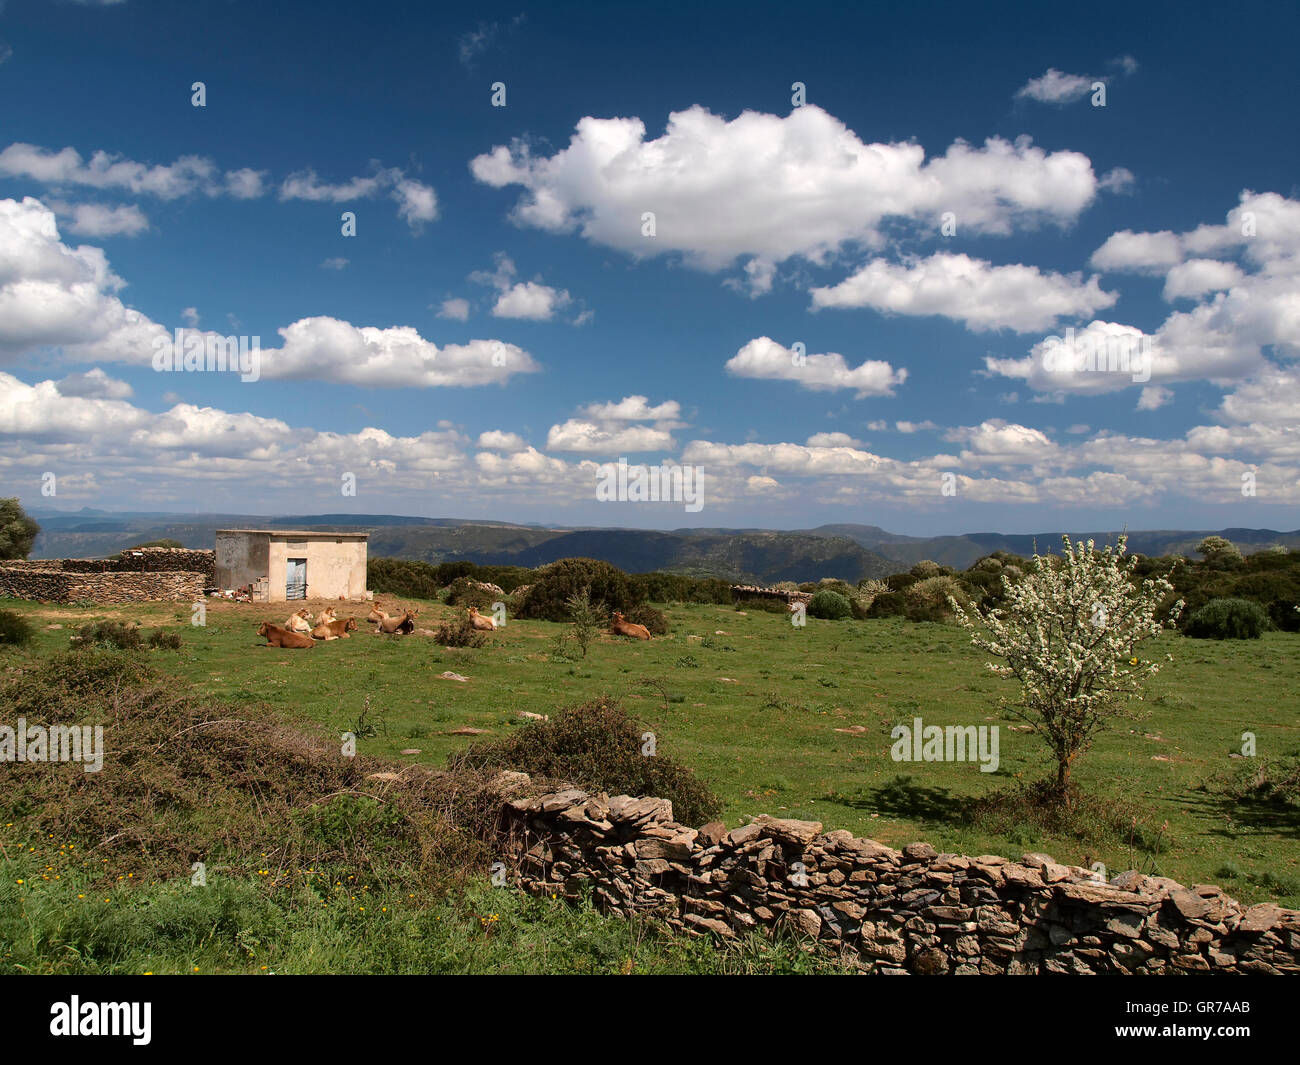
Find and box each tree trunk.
[1055,755,1072,804]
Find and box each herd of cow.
[255,603,652,648]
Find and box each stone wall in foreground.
[493,774,1300,974]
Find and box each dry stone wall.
[731,584,813,605]
[494,773,1300,975]
[0,568,71,602]
[0,549,214,603]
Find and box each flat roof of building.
[215,529,369,539]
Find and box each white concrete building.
[214,529,369,602]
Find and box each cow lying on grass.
[467,607,497,631]
[610,611,651,640]
[257,621,314,648]
[284,608,313,633]
[366,605,391,624]
[377,610,418,635]
[310,617,357,640]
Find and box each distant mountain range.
[23,507,1300,584]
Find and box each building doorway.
[286,558,307,600]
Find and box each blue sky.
[1,0,1297,534]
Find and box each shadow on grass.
[1182,791,1300,841]
[828,774,968,826]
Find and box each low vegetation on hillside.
[366,534,1300,639]
[0,648,832,974]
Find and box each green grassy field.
[5,592,1298,909]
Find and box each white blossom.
[951,535,1183,796]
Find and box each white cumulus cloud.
[725,336,906,397]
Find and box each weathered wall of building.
[214,531,270,590]
[267,538,367,601]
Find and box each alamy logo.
[151,328,261,382]
[50,997,151,1045]
[0,718,103,773]
[596,457,704,513]
[890,716,999,773]
[1041,327,1152,383]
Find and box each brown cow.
[310,617,357,640]
[377,610,418,635]
[610,611,650,640]
[257,621,315,648]
[467,607,497,631]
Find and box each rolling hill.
[21,507,1299,584]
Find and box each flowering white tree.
[951,535,1183,801]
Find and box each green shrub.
[433,618,488,648]
[0,497,40,560]
[866,591,906,618]
[885,572,919,592]
[815,577,856,598]
[1228,571,1300,608]
[73,620,143,651]
[447,695,721,827]
[517,558,640,622]
[1184,597,1269,639]
[565,586,605,658]
[1197,535,1243,569]
[734,595,791,614]
[367,558,443,600]
[807,589,852,620]
[903,575,969,623]
[627,572,731,604]
[147,630,182,651]
[0,608,34,647]
[446,576,504,610]
[910,560,942,579]
[623,605,669,635]
[1203,753,1300,808]
[6,648,155,714]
